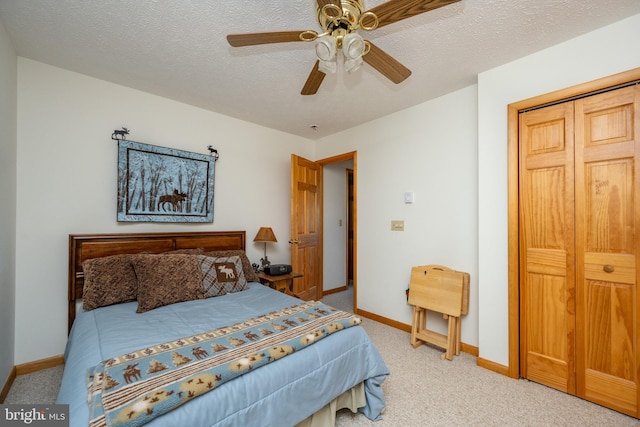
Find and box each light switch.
[391,220,405,231]
[404,191,414,204]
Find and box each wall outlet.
[391,220,405,231]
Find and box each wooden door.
[290,154,322,300]
[519,102,577,394]
[574,85,639,416]
[520,84,640,417]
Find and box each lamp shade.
[254,227,277,243]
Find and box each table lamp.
[254,227,277,270]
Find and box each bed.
[57,231,389,427]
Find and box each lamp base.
[260,256,271,270]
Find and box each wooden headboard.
[68,231,246,332]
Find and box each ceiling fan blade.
[301,61,326,95]
[365,0,461,29]
[227,31,308,47]
[363,41,412,84]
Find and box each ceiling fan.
[227,0,461,95]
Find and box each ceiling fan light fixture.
[344,57,363,74]
[318,58,337,74]
[342,33,365,60]
[315,35,336,61]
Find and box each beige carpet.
[323,287,638,427]
[5,287,639,426]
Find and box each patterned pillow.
[82,254,138,311]
[198,255,248,298]
[132,254,205,313]
[203,250,260,282]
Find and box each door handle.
[289,239,300,244]
[603,264,615,273]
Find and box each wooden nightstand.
[257,271,303,296]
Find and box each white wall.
[316,85,479,346]
[11,12,640,369]
[14,59,313,363]
[477,13,640,366]
[0,18,17,385]
[323,160,353,291]
[315,12,640,366]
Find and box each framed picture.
[117,140,215,222]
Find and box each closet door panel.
[575,85,639,416]
[519,103,576,394]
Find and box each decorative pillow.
[82,254,138,311]
[198,255,248,298]
[132,254,204,313]
[203,250,260,282]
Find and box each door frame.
[317,151,357,312]
[506,68,640,379]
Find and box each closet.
[519,84,639,417]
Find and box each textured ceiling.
[1,1,639,140]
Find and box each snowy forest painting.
[117,140,215,222]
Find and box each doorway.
[318,152,357,312]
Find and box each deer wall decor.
[111,127,129,140]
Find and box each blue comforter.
[57,283,389,427]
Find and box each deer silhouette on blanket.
[191,347,209,360]
[122,363,141,384]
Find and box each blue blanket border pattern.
[87,301,361,427]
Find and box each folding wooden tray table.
[408,264,469,360]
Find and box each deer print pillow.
[202,250,260,282]
[198,255,248,298]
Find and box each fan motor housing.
[317,0,365,35]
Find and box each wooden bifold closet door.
[519,85,639,417]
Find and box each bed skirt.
[296,382,366,427]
